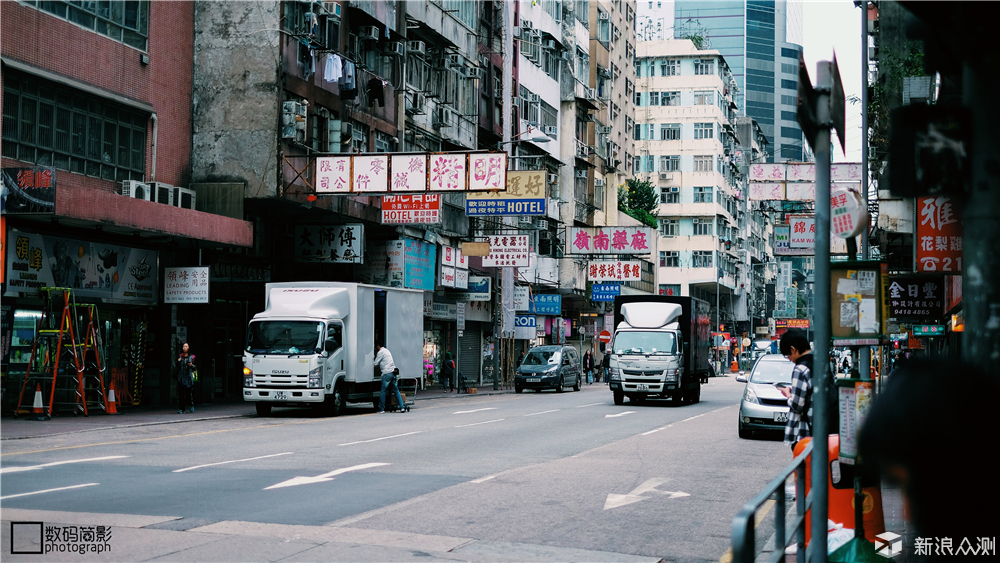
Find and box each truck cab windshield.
[612,331,677,355]
[247,321,323,355]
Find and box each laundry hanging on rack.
[339,58,357,100]
[367,78,386,108]
[325,53,343,82]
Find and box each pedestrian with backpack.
[777,329,814,450]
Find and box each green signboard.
[912,324,945,336]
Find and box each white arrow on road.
[604,478,690,510]
[605,411,636,418]
[264,462,389,490]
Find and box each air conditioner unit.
[150,182,174,205]
[527,93,540,103]
[660,173,669,179]
[519,215,534,224]
[461,67,484,80]
[692,218,700,224]
[520,19,533,29]
[543,125,557,135]
[547,173,558,184]
[359,25,379,40]
[322,1,342,18]
[406,40,426,57]
[121,180,151,201]
[543,39,556,50]
[172,187,197,210]
[512,98,520,108]
[388,41,404,56]
[598,125,612,134]
[446,53,463,67]
[599,11,610,20]
[586,87,597,100]
[595,179,606,188]
[575,170,588,178]
[434,106,453,127]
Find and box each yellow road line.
[719,499,776,563]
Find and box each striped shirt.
[784,358,813,447]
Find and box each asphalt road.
[1,377,794,562]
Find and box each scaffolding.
[14,287,108,418]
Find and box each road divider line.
[641,424,675,436]
[642,406,734,436]
[453,407,498,414]
[523,409,560,417]
[470,475,497,483]
[575,402,604,408]
[1,456,128,474]
[454,419,505,428]
[1,483,99,500]
[338,431,422,446]
[174,452,294,473]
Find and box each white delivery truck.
[604,295,711,406]
[243,282,423,416]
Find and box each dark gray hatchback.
[514,345,582,393]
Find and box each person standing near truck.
[375,341,405,414]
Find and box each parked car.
[736,354,795,439]
[514,345,582,393]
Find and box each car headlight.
[308,366,322,388]
[243,366,255,388]
[545,365,558,374]
[743,387,759,404]
[609,368,621,381]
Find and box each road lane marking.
[470,475,497,483]
[575,402,603,408]
[0,456,128,474]
[174,452,293,473]
[604,478,689,510]
[452,407,497,414]
[641,424,675,436]
[718,498,776,561]
[643,406,735,435]
[605,411,636,418]
[454,419,504,428]
[338,431,422,446]
[265,462,390,490]
[523,409,560,417]
[1,483,99,500]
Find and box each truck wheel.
[323,384,344,417]
[255,403,272,417]
[692,386,701,404]
[613,391,624,405]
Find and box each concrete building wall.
[191,1,280,198]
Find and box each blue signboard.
[591,283,621,302]
[533,294,562,315]
[466,198,546,216]
[404,238,436,290]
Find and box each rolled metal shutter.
[458,322,482,385]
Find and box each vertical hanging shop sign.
[915,196,963,273]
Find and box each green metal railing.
[732,440,814,563]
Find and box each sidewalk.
[0,382,517,441]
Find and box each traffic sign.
[599,330,612,344]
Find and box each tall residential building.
[635,39,769,334]
[664,0,805,163]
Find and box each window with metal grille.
[2,68,147,182]
[659,156,679,172]
[693,219,713,236]
[694,59,714,75]
[661,123,680,140]
[693,251,714,268]
[662,91,680,106]
[693,186,713,203]
[693,123,713,140]
[693,156,713,172]
[693,91,713,105]
[659,251,679,267]
[660,60,678,76]
[659,217,678,235]
[29,0,150,50]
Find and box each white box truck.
[243,282,423,416]
[604,295,711,406]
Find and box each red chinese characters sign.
[381,194,441,224]
[915,196,962,273]
[3,167,56,213]
[567,227,654,255]
[588,261,642,282]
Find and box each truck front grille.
[623,370,664,377]
[254,375,308,388]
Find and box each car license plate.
[636,383,649,391]
[526,378,541,383]
[773,412,788,422]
